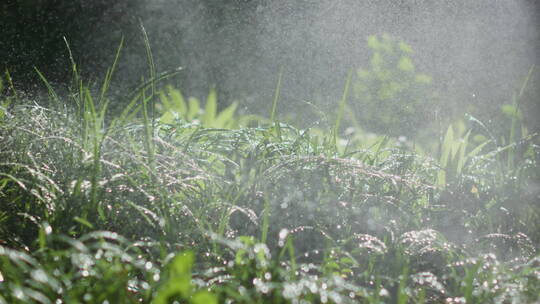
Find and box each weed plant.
[0,58,539,303]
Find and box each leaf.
[371,52,383,69]
[437,126,455,187]
[398,56,414,72]
[153,251,194,304]
[398,41,413,54]
[159,111,176,125]
[456,130,471,174]
[501,104,522,120]
[187,97,200,121]
[73,217,94,229]
[467,140,490,159]
[440,126,454,168]
[367,35,379,49]
[191,291,218,304]
[214,102,238,129]
[415,74,432,84]
[202,89,217,126]
[168,86,187,118]
[170,251,194,295]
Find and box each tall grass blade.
[63,36,86,120]
[141,22,157,137]
[437,125,454,187]
[397,265,409,304]
[456,130,471,174]
[270,67,283,122]
[4,69,18,101]
[334,69,353,147]
[260,197,270,244]
[508,65,534,171]
[83,88,104,220]
[141,81,156,177]
[63,37,80,88]
[99,37,124,107]
[269,67,284,139]
[34,68,60,107]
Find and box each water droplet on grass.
[379,288,389,297]
[144,261,152,270]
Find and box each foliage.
[352,33,438,137]
[154,251,217,304]
[158,86,262,129]
[435,121,490,188]
[0,54,539,303]
[0,231,157,303]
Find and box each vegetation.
[352,34,438,137]
[0,40,539,303]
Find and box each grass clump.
[0,59,539,304]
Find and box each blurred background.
[1,0,539,136]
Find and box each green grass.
[0,64,539,303]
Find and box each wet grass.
[0,73,539,303]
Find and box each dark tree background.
[0,0,259,98]
[0,0,141,88]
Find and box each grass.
[0,62,539,303]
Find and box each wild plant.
[352,33,437,137]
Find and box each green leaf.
[415,74,432,84]
[214,101,238,129]
[191,291,217,304]
[440,126,454,168]
[398,41,413,54]
[203,89,217,126]
[168,87,187,118]
[467,139,490,159]
[187,97,200,121]
[456,130,471,174]
[170,251,194,295]
[371,52,383,69]
[398,56,414,72]
[73,216,94,229]
[160,111,176,125]
[153,251,195,304]
[380,33,393,53]
[438,126,455,187]
[501,104,522,120]
[367,35,379,49]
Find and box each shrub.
[352,33,438,137]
